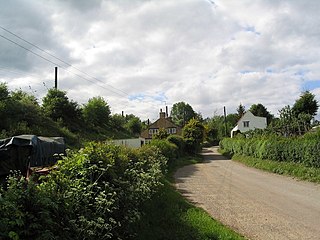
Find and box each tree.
[226,113,239,127]
[249,103,273,124]
[236,103,245,120]
[292,91,318,118]
[125,116,142,136]
[171,102,196,126]
[42,88,82,130]
[182,118,205,153]
[109,114,126,131]
[0,83,10,129]
[82,96,111,128]
[0,83,9,101]
[275,105,311,136]
[153,128,169,140]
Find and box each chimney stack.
[159,108,166,118]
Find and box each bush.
[182,119,205,154]
[0,142,167,240]
[220,132,320,168]
[167,135,186,157]
[148,139,178,165]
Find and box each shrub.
[220,132,320,168]
[182,119,205,154]
[148,139,178,165]
[0,142,167,240]
[167,135,186,157]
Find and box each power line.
[0,33,128,97]
[0,26,166,116]
[0,25,129,96]
[0,26,72,68]
[0,34,63,67]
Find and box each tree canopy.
[42,88,82,130]
[183,118,205,153]
[236,103,245,120]
[292,91,318,117]
[171,102,197,126]
[82,96,111,128]
[249,103,273,124]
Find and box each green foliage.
[167,135,186,157]
[292,91,318,117]
[220,131,320,168]
[273,105,313,136]
[82,96,111,128]
[171,102,197,126]
[236,103,245,119]
[42,88,83,131]
[227,154,320,183]
[0,83,9,100]
[148,139,178,165]
[0,174,60,240]
[109,114,126,131]
[0,84,141,147]
[124,116,142,136]
[249,103,273,124]
[153,128,169,140]
[0,142,166,239]
[183,118,205,154]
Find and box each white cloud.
[1,0,320,121]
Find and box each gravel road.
[174,147,320,240]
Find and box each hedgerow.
[220,131,320,168]
[148,139,178,165]
[0,142,167,240]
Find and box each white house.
[231,111,267,138]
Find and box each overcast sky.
[1,0,320,121]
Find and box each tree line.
[0,83,144,147]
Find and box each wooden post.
[54,67,58,89]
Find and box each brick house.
[140,108,182,142]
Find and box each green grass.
[219,149,320,183]
[133,155,246,240]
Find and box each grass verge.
[219,150,320,183]
[133,155,246,240]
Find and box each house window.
[149,128,159,135]
[243,121,249,128]
[171,128,176,134]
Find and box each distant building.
[110,137,145,148]
[231,111,267,138]
[140,108,182,143]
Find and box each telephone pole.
[224,106,227,137]
[54,67,58,89]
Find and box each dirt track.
[174,147,320,240]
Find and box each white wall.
[231,111,267,137]
[110,138,145,148]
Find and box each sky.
[1,0,320,122]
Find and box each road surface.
[174,147,320,240]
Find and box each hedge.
[220,134,320,168]
[0,142,167,240]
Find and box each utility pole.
[54,67,58,89]
[224,106,227,137]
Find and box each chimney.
[159,108,166,119]
[166,106,168,118]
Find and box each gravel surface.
[174,147,320,240]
